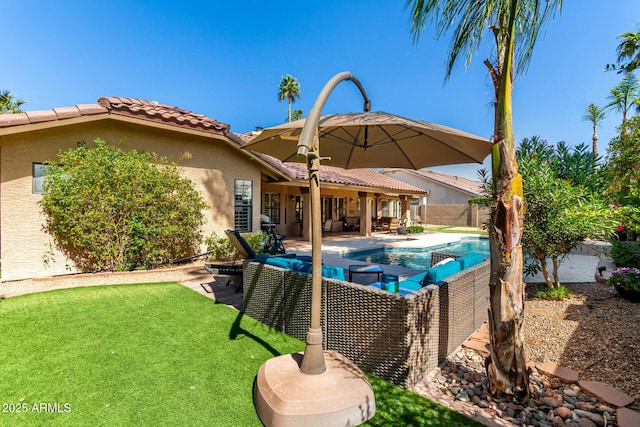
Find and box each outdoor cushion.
[369,282,413,295]
[293,262,346,280]
[432,257,456,267]
[421,261,461,286]
[456,252,485,269]
[262,256,305,271]
[406,272,428,284]
[399,280,422,291]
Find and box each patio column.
[301,187,311,241]
[359,192,372,236]
[401,195,411,226]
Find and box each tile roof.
[235,132,425,194]
[414,169,485,196]
[97,96,230,135]
[0,104,108,128]
[0,96,231,137]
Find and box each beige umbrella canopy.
[243,111,493,169]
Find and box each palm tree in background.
[406,0,563,400]
[608,22,640,74]
[277,75,301,122]
[291,109,303,121]
[582,103,606,158]
[606,73,640,125]
[0,90,26,114]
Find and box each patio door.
[321,197,332,223]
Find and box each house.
[0,97,425,281]
[379,168,489,227]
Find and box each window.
[321,197,332,223]
[234,179,253,232]
[334,197,346,220]
[294,196,302,223]
[264,192,281,224]
[32,163,48,194]
[380,200,389,217]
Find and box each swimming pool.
[343,237,490,270]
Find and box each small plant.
[609,240,640,268]
[534,285,573,301]
[607,267,640,292]
[408,225,424,234]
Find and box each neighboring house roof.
[381,168,485,197]
[415,170,484,196]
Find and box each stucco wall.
[422,204,490,227]
[1,119,263,281]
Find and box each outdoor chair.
[203,230,307,293]
[389,218,400,233]
[323,218,333,233]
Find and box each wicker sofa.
[242,255,490,388]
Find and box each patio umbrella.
[243,111,493,170]
[247,71,494,426]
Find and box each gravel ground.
[524,281,640,411]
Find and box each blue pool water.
[343,237,490,270]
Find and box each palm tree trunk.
[485,6,530,401]
[592,124,598,158]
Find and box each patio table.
[348,264,383,283]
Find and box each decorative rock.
[423,345,624,427]
[542,396,563,408]
[477,399,490,409]
[455,392,470,402]
[577,418,597,427]
[556,406,572,419]
[574,409,604,426]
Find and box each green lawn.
[0,283,482,426]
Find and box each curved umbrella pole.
[297,71,371,374]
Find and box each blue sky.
[4,1,639,180]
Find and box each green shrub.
[205,231,268,261]
[204,233,237,261]
[408,225,424,234]
[609,240,640,268]
[534,285,573,300]
[39,138,207,272]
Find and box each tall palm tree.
[0,90,26,114]
[407,0,563,401]
[615,23,640,74]
[582,103,606,157]
[277,75,301,122]
[606,73,640,125]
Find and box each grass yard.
[0,283,482,426]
